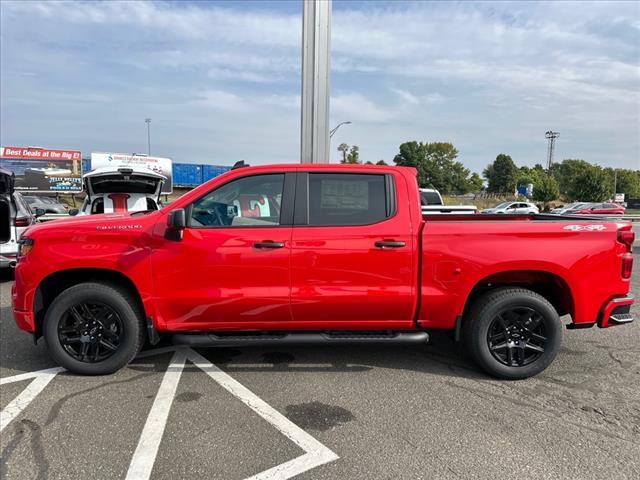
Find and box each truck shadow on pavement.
[123,331,486,380]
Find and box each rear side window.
[308,173,389,226]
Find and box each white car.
[76,167,166,215]
[482,201,539,214]
[1,167,40,268]
[419,188,477,214]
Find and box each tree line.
[338,141,640,202]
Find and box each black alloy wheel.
[463,287,563,380]
[486,307,547,367]
[58,302,123,363]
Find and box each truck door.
[289,171,415,329]
[151,173,295,330]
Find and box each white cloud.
[1,0,638,169]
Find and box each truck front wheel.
[43,282,144,375]
[463,287,563,380]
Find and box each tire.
[462,287,563,380]
[43,282,144,375]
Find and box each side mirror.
[165,208,186,241]
[68,208,79,216]
[34,208,46,218]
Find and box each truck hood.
[23,210,158,237]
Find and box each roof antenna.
[232,160,249,170]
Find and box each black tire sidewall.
[466,289,563,380]
[44,283,142,375]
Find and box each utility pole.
[545,130,559,170]
[145,118,152,156]
[300,0,331,163]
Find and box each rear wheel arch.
[462,286,563,379]
[34,268,146,341]
[461,269,574,323]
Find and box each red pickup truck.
[12,164,635,379]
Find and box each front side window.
[190,174,284,227]
[308,173,388,226]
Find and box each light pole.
[330,121,351,138]
[145,118,152,155]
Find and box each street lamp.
[330,121,351,138]
[145,118,152,155]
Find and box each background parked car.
[481,201,539,214]
[550,202,591,214]
[23,195,68,214]
[0,167,40,268]
[572,202,625,215]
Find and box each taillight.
[622,253,633,279]
[617,229,634,253]
[15,216,30,227]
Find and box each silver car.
[23,195,68,214]
[482,201,540,214]
[1,167,39,268]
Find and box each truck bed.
[418,214,633,331]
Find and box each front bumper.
[598,295,635,328]
[13,308,36,333]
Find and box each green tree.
[343,145,360,164]
[550,159,592,200]
[376,160,388,166]
[469,172,484,192]
[572,166,610,202]
[532,172,560,206]
[337,143,349,163]
[605,168,640,198]
[484,154,518,194]
[393,141,479,193]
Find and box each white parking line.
[187,349,339,480]
[126,348,187,480]
[0,368,61,432]
[1,347,338,480]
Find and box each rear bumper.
[0,254,17,268]
[598,295,635,328]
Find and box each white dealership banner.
[91,152,173,193]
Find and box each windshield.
[494,202,511,209]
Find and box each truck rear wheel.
[43,282,144,375]
[463,287,563,380]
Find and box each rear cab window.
[306,173,393,226]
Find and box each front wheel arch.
[34,268,146,342]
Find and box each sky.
[1,0,639,173]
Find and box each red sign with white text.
[1,147,81,161]
[1,146,83,192]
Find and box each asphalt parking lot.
[1,259,639,480]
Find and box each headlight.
[17,238,34,257]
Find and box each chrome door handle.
[254,241,285,249]
[375,240,406,249]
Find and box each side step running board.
[172,331,429,347]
